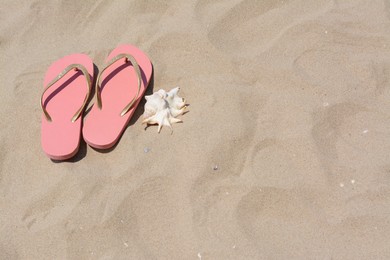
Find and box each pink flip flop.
[83,45,153,149]
[40,54,93,160]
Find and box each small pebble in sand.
[198,252,202,259]
[351,179,356,184]
[339,183,344,187]
[120,219,124,223]
[213,165,219,171]
[225,192,229,195]
[325,30,328,34]
[323,102,329,107]
[232,245,236,249]
[124,242,129,248]
[144,147,151,153]
[362,129,369,134]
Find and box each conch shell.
[142,87,187,133]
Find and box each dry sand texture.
[1,0,390,259]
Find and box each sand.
[1,0,390,259]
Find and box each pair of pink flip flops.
[40,45,153,160]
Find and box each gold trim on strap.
[95,53,141,116]
[40,64,92,122]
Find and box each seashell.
[142,87,187,133]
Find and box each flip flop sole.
[83,45,153,149]
[41,54,93,160]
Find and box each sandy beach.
[1,0,390,259]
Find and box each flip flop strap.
[40,64,92,122]
[95,53,141,116]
